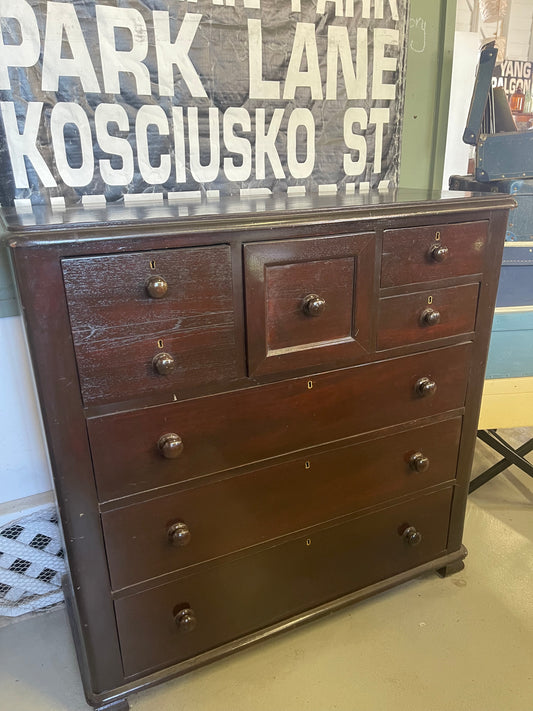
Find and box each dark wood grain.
[88,343,472,502]
[377,282,480,350]
[265,257,356,348]
[446,207,510,552]
[381,220,488,287]
[61,245,240,406]
[102,417,462,590]
[114,487,453,677]
[244,233,376,377]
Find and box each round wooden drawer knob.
[158,433,184,459]
[421,308,441,326]
[429,244,449,262]
[146,275,168,299]
[403,526,422,546]
[415,377,437,398]
[174,607,197,632]
[409,452,430,473]
[302,293,326,317]
[153,352,175,375]
[168,521,191,547]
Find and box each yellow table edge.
[479,377,533,430]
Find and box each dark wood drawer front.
[244,234,376,377]
[377,283,480,350]
[61,246,239,406]
[89,344,471,501]
[102,417,462,590]
[381,221,487,287]
[115,487,453,677]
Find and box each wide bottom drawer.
[115,487,453,677]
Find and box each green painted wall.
[399,0,457,190]
[0,244,17,318]
[0,0,457,319]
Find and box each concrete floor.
[1,430,532,711]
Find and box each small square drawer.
[114,487,453,677]
[61,245,239,406]
[101,417,462,590]
[381,221,488,287]
[244,233,376,377]
[377,283,480,350]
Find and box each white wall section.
[0,316,52,505]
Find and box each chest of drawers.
[3,190,513,710]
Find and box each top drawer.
[381,221,488,287]
[244,233,376,377]
[61,245,239,406]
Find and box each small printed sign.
[493,58,533,100]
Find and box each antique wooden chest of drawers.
[3,190,513,710]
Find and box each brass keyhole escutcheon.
[435,231,441,241]
[304,461,311,470]
[307,380,313,390]
[150,260,156,269]
[306,539,312,546]
[428,295,433,305]
[158,339,164,349]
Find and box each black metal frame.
[469,429,533,493]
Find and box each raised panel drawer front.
[244,233,376,377]
[61,245,239,406]
[102,417,462,590]
[377,283,480,350]
[88,343,472,501]
[381,221,488,287]
[115,487,453,677]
